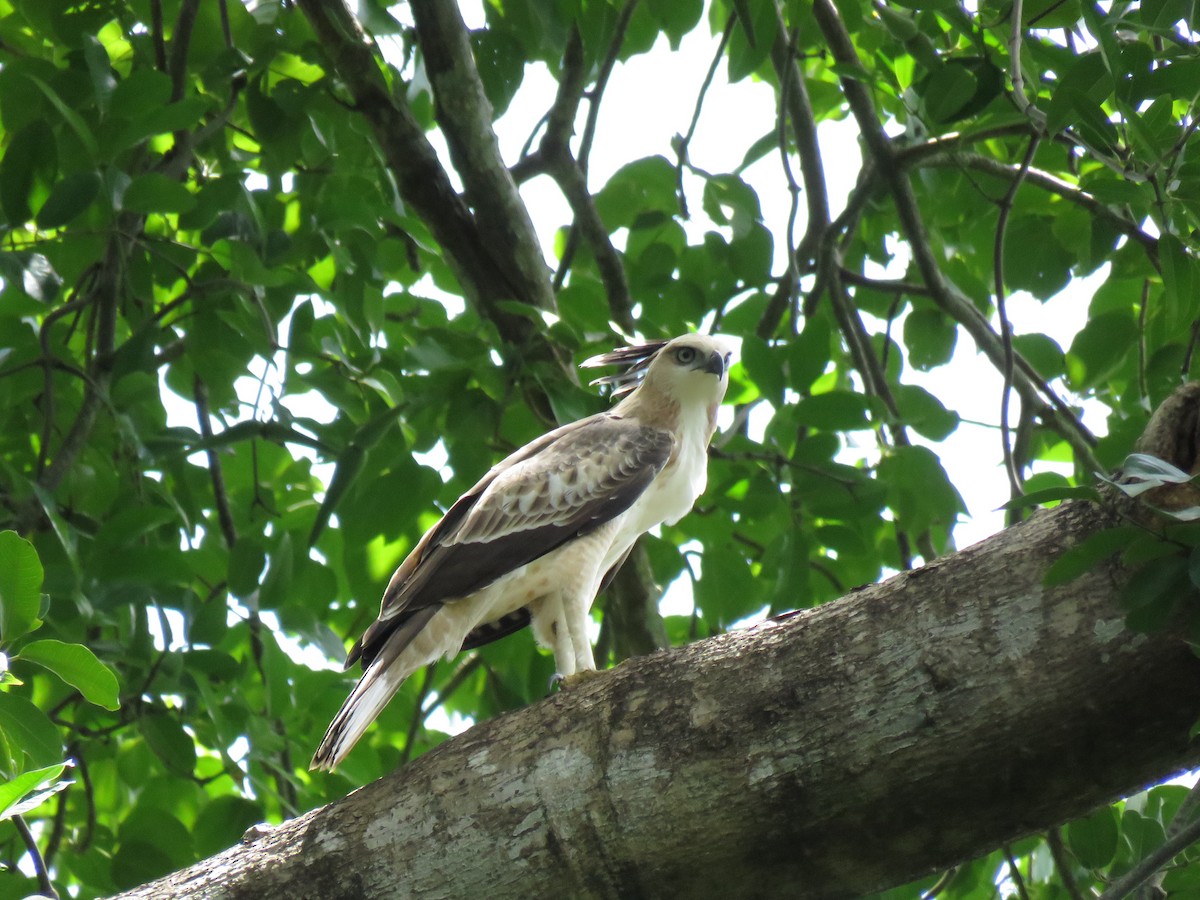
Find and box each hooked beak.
[702,350,727,377]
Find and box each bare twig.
[576,0,638,174]
[1007,0,1047,130]
[1046,827,1086,900]
[35,235,123,497]
[400,664,439,766]
[1098,813,1200,900]
[839,268,930,295]
[1003,844,1032,900]
[14,815,59,899]
[514,28,634,329]
[674,13,736,219]
[193,375,238,548]
[1138,279,1150,402]
[149,0,166,72]
[1167,779,1200,840]
[760,0,831,338]
[993,135,1040,502]
[548,156,635,331]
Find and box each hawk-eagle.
[312,333,732,770]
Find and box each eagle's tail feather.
[310,605,440,771]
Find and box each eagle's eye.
[674,346,697,365]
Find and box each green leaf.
[139,713,197,775]
[82,34,116,115]
[1069,805,1120,869]
[36,170,101,229]
[17,639,121,711]
[0,119,54,224]
[1001,216,1072,299]
[727,0,777,81]
[1011,333,1065,380]
[788,317,833,393]
[646,0,703,49]
[740,336,786,404]
[25,73,99,160]
[0,762,70,820]
[794,391,873,431]
[0,693,63,772]
[228,538,267,598]
[1121,555,1189,632]
[922,61,978,122]
[1066,311,1136,391]
[892,384,959,441]
[876,446,965,538]
[904,308,957,371]
[1160,235,1200,332]
[702,174,761,237]
[122,172,196,214]
[0,531,44,645]
[114,807,194,888]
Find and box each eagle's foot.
[547,668,602,694]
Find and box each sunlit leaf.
[0,531,43,645]
[16,639,120,710]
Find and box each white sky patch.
[425,706,474,737]
[147,606,189,652]
[413,439,453,482]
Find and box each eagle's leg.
[530,589,598,683]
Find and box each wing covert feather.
[452,418,674,543]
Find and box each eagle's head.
[583,333,733,409]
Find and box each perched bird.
[311,333,732,770]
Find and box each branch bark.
[408,0,557,315]
[295,0,551,351]
[113,386,1200,900]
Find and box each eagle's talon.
[549,668,602,694]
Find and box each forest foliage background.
[1,0,1200,896]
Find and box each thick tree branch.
[166,0,200,103]
[408,0,556,315]
[114,383,1200,898]
[295,0,547,352]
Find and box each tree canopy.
[1,0,1199,897]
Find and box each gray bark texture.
[113,385,1200,899]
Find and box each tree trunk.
[112,388,1200,899]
